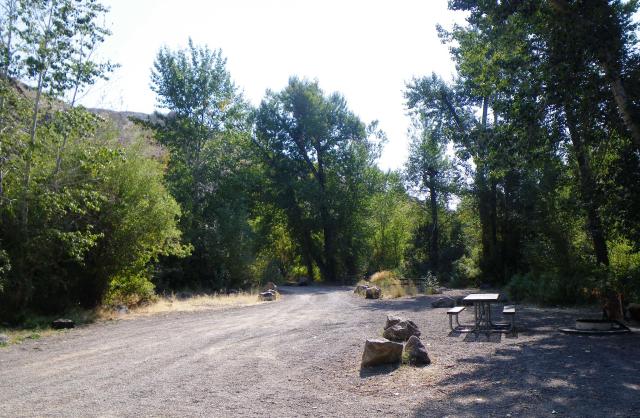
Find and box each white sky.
[80,0,466,170]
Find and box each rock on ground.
[361,338,403,368]
[0,334,8,345]
[404,335,431,366]
[354,284,369,296]
[365,286,381,299]
[259,290,277,301]
[51,319,75,329]
[383,319,421,342]
[385,314,403,329]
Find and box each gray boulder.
[51,319,75,329]
[0,334,8,345]
[354,284,369,296]
[259,290,277,301]
[383,319,421,342]
[365,286,382,299]
[431,297,456,308]
[361,338,403,368]
[384,314,403,330]
[405,335,431,366]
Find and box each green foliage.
[367,171,419,272]
[254,77,382,282]
[146,39,253,291]
[450,255,480,289]
[104,273,157,307]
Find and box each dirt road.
[1,286,639,417]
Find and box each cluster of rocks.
[259,282,278,302]
[354,283,381,299]
[361,315,431,368]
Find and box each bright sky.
[80,0,466,170]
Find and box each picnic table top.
[463,293,500,302]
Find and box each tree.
[146,40,253,290]
[405,117,458,271]
[17,0,114,226]
[253,77,380,282]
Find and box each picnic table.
[447,293,516,334]
[463,293,500,333]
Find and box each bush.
[506,271,584,305]
[368,270,417,298]
[450,256,480,288]
[104,273,157,307]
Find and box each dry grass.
[0,291,271,347]
[365,270,419,299]
[100,291,269,320]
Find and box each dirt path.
[1,286,639,417]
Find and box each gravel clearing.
[1,286,639,417]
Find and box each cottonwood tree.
[147,39,253,290]
[405,117,458,271]
[254,77,380,282]
[17,0,114,226]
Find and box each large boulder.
[259,290,277,301]
[384,314,403,330]
[354,284,369,296]
[431,297,456,308]
[628,303,640,322]
[361,338,403,368]
[404,335,431,366]
[383,319,421,342]
[365,286,382,299]
[51,319,75,329]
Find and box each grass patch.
[365,270,418,299]
[0,291,268,347]
[0,308,95,347]
[104,290,267,319]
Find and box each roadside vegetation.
[1,0,639,325]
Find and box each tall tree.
[147,40,253,290]
[405,117,457,271]
[254,77,379,282]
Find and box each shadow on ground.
[416,309,640,417]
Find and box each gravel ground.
[1,286,639,417]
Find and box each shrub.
[104,273,157,307]
[368,270,417,298]
[450,256,480,288]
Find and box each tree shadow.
[413,320,640,416]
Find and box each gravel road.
[1,286,639,417]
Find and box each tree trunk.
[428,174,439,270]
[604,60,640,151]
[564,108,609,266]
